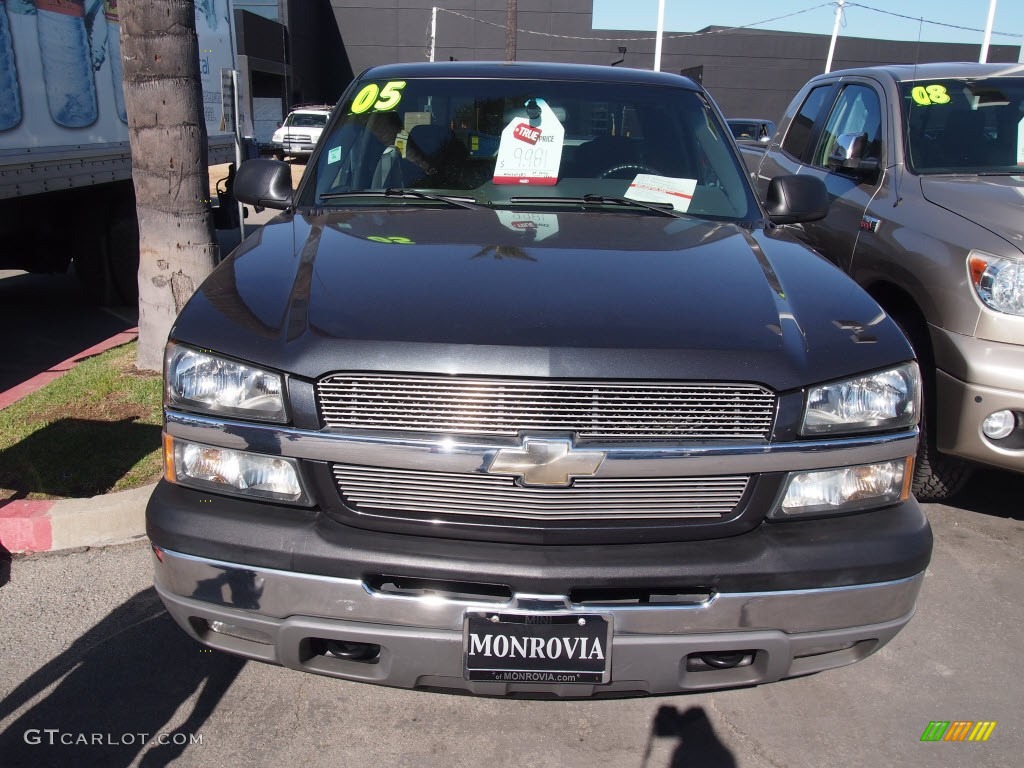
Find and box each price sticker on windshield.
[493,98,564,185]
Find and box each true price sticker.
[493,99,564,185]
[513,123,542,144]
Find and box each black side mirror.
[827,132,881,181]
[764,174,830,225]
[234,158,294,210]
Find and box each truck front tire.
[892,309,973,502]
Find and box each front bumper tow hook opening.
[692,651,754,670]
[323,639,381,662]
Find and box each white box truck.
[0,0,238,304]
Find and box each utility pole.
[505,0,517,62]
[429,6,437,62]
[980,0,997,63]
[824,0,845,73]
[654,0,665,72]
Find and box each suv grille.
[317,374,776,439]
[333,464,750,521]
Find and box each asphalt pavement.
[0,477,1021,768]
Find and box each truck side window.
[813,84,883,170]
[781,85,832,159]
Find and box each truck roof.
[358,60,702,90]
[820,61,1024,83]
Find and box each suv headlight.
[969,251,1024,316]
[165,343,287,422]
[801,363,920,435]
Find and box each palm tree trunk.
[119,0,217,371]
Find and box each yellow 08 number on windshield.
[911,84,950,106]
[351,81,407,114]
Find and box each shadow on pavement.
[0,587,244,767]
[0,418,162,501]
[641,705,737,768]
[0,542,10,588]
[951,468,1023,520]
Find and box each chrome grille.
[333,464,749,521]
[317,375,776,439]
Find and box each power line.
[436,3,834,43]
[431,2,1022,48]
[844,2,1021,39]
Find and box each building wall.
[283,0,352,106]
[324,1,1018,119]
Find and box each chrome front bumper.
[154,548,924,696]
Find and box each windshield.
[285,113,329,128]
[902,77,1024,174]
[298,76,758,221]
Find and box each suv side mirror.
[234,158,294,210]
[764,174,830,225]
[827,132,881,181]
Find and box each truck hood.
[920,175,1024,254]
[173,207,911,392]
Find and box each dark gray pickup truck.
[743,63,1024,501]
[147,62,930,697]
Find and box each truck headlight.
[165,344,287,422]
[969,251,1024,316]
[769,458,912,519]
[801,363,919,435]
[164,435,310,505]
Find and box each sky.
[592,0,1024,49]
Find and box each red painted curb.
[0,499,55,553]
[0,328,139,411]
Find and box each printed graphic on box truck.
[0,0,235,143]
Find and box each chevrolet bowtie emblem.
[486,438,606,487]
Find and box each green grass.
[0,342,163,500]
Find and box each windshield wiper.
[319,188,482,209]
[508,194,685,218]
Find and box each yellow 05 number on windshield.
[911,84,950,106]
[351,81,407,114]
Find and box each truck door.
[803,82,885,273]
[753,83,835,199]
[759,81,885,274]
